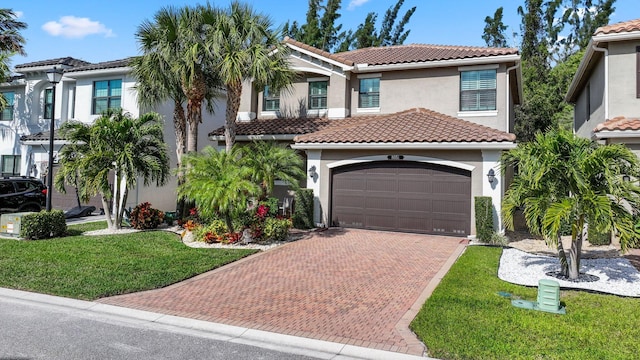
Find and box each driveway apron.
[99,228,467,355]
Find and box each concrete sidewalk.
[0,287,434,360]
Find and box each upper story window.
[359,78,380,108]
[1,91,15,121]
[93,79,122,115]
[1,155,20,176]
[309,81,328,110]
[263,85,280,111]
[44,88,53,119]
[460,70,496,111]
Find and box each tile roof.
[594,117,640,132]
[208,117,335,137]
[20,131,67,142]
[595,18,640,35]
[283,37,354,66]
[334,44,519,66]
[294,108,515,144]
[15,57,91,69]
[65,58,133,73]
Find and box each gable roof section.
[65,58,132,73]
[284,37,519,73]
[335,44,518,66]
[294,108,515,145]
[595,18,640,36]
[208,117,334,139]
[566,18,640,102]
[592,117,640,139]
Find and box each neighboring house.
[210,37,522,237]
[567,18,640,155]
[0,57,222,211]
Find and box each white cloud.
[14,11,24,18]
[42,16,115,39]
[347,0,371,11]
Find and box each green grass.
[0,222,257,300]
[410,246,640,360]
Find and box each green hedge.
[20,210,67,240]
[474,196,494,242]
[292,189,314,229]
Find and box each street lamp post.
[45,67,63,212]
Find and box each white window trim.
[457,110,498,117]
[356,107,380,113]
[457,64,499,71]
[260,111,280,117]
[307,77,330,82]
[357,73,382,79]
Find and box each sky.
[9,0,640,67]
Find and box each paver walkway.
[99,228,467,355]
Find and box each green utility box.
[0,212,34,237]
[537,279,562,312]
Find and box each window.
[308,81,328,110]
[44,88,53,119]
[359,78,380,108]
[1,155,20,176]
[636,46,640,98]
[92,79,122,114]
[460,70,496,111]
[1,91,15,121]
[263,85,280,111]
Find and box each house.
[210,38,522,237]
[0,57,222,211]
[566,18,640,154]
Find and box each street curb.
[0,287,435,360]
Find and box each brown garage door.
[331,161,471,236]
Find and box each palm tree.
[134,5,222,155]
[178,146,260,232]
[502,129,640,279]
[240,141,305,200]
[55,110,170,230]
[207,1,296,151]
[0,8,26,107]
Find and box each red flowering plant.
[177,207,201,228]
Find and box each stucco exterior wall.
[608,40,640,118]
[574,55,606,139]
[310,149,485,234]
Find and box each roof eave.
[65,67,132,78]
[352,54,521,73]
[593,130,640,139]
[285,42,354,71]
[209,134,299,142]
[291,141,517,150]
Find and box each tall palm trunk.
[567,217,586,279]
[225,81,242,152]
[183,74,205,153]
[174,101,188,214]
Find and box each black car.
[0,177,47,214]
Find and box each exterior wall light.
[308,165,317,179]
[487,168,496,184]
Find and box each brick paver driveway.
[99,228,467,355]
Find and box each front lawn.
[0,222,257,300]
[411,246,640,360]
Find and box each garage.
[330,161,471,236]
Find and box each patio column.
[482,149,503,233]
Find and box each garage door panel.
[331,161,470,236]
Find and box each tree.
[0,8,26,107]
[240,142,305,200]
[482,7,509,47]
[207,1,296,151]
[502,129,640,279]
[178,146,260,232]
[337,0,416,51]
[284,0,344,52]
[55,110,170,230]
[135,5,222,155]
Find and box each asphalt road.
[0,297,317,360]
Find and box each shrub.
[292,189,314,229]
[130,202,164,230]
[475,196,494,242]
[489,232,508,246]
[194,219,228,243]
[20,210,67,240]
[588,229,611,245]
[263,217,291,241]
[259,197,279,218]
